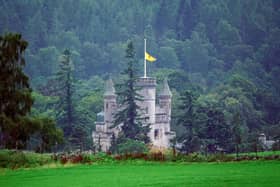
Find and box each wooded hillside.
[1,0,279,152]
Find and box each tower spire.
[104,78,115,96]
[159,78,172,97]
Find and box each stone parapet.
[136,77,156,87]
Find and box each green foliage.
[184,31,212,74]
[158,46,179,69]
[70,124,88,151]
[113,41,149,143]
[109,133,117,154]
[248,132,263,155]
[232,112,245,157]
[116,139,148,154]
[0,33,63,151]
[1,1,279,154]
[0,150,53,168]
[202,109,231,153]
[0,33,31,118]
[0,148,279,171]
[0,33,35,149]
[176,90,204,153]
[25,46,59,79]
[54,49,75,138]
[31,91,58,118]
[176,90,232,154]
[37,117,64,153]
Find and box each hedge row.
[1,150,280,169]
[0,149,53,169]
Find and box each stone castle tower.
[92,77,175,151]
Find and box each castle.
[92,77,175,151]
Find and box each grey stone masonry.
[92,77,175,152]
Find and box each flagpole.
[144,38,147,78]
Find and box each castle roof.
[104,78,115,96]
[159,78,172,97]
[96,111,104,122]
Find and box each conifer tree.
[113,41,149,143]
[0,33,31,119]
[54,49,92,150]
[203,109,231,153]
[0,33,63,150]
[109,133,117,153]
[55,49,75,138]
[232,112,243,158]
[176,90,200,153]
[0,33,34,149]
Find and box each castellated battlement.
[92,77,175,152]
[136,77,156,87]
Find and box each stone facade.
[92,77,175,152]
[258,133,275,150]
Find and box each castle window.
[106,103,108,109]
[112,103,116,109]
[144,116,150,122]
[154,129,159,140]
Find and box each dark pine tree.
[203,109,231,153]
[113,41,149,143]
[109,133,117,153]
[55,49,75,139]
[176,90,200,153]
[232,112,243,158]
[176,0,196,39]
[0,33,34,149]
[0,33,64,150]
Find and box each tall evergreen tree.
[54,49,94,150]
[0,33,63,150]
[0,33,34,148]
[113,41,149,143]
[55,49,75,138]
[176,90,200,153]
[37,117,64,153]
[176,0,196,39]
[232,111,244,158]
[203,109,231,153]
[109,133,117,153]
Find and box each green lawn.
[237,151,280,156]
[0,161,279,187]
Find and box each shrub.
[70,154,83,163]
[0,150,53,168]
[81,154,92,163]
[114,153,149,161]
[60,155,68,164]
[0,149,12,168]
[149,152,165,161]
[91,152,115,163]
[117,139,148,154]
[207,154,234,162]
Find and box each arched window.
[154,129,159,140]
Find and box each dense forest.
[1,0,280,153]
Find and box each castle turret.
[93,76,175,151]
[104,79,117,126]
[159,78,172,118]
[136,77,156,124]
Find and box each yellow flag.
[145,52,156,62]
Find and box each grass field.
[0,161,280,187]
